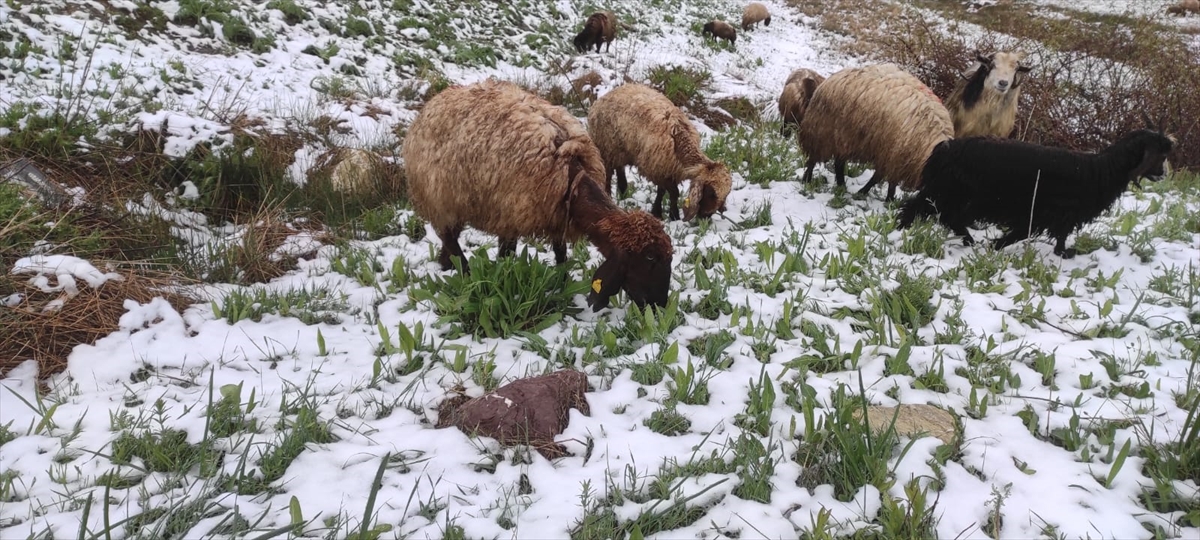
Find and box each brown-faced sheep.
[587,83,733,221]
[1167,0,1200,15]
[742,3,771,31]
[798,63,954,200]
[574,11,618,53]
[778,68,825,137]
[402,79,675,311]
[944,51,1031,139]
[702,20,737,45]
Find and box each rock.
[855,404,958,446]
[437,370,590,459]
[327,148,379,195]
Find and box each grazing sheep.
[741,3,771,30]
[778,68,825,137]
[798,63,954,200]
[402,79,675,310]
[573,11,618,53]
[1167,0,1200,15]
[944,51,1032,139]
[702,20,737,45]
[587,83,733,221]
[896,125,1176,258]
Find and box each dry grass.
[0,269,195,378]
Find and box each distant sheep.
[402,79,675,310]
[587,83,733,221]
[944,51,1032,139]
[777,68,825,137]
[897,125,1175,258]
[798,63,954,200]
[1167,0,1199,16]
[702,20,737,45]
[742,3,771,31]
[574,11,618,53]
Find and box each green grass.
[705,123,805,185]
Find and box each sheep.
[896,124,1176,258]
[587,83,733,221]
[741,3,771,31]
[573,11,618,53]
[798,63,954,200]
[702,20,737,45]
[944,51,1032,139]
[402,79,675,311]
[1167,0,1200,16]
[777,68,825,137]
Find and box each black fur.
[573,13,609,53]
[897,129,1175,258]
[961,59,991,110]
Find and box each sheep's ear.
[587,257,626,312]
[682,182,703,221]
[801,76,819,96]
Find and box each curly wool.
[596,210,674,257]
[587,83,732,216]
[402,79,605,243]
[798,63,953,191]
[741,3,771,30]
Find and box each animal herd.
[400,4,1179,312]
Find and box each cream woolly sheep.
[944,51,1031,139]
[702,20,737,45]
[778,68,825,136]
[402,79,675,311]
[798,63,954,200]
[741,3,771,31]
[587,83,733,221]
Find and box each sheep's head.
[1129,114,1177,185]
[587,211,674,312]
[973,51,1032,94]
[681,162,732,220]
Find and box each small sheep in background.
[702,20,737,46]
[944,51,1032,139]
[573,11,618,53]
[1167,0,1199,16]
[402,79,675,311]
[778,68,825,137]
[897,119,1176,258]
[587,83,733,221]
[798,63,954,200]
[742,3,771,31]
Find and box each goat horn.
[1140,111,1154,130]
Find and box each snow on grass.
[2,0,1200,539]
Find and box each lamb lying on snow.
[401,79,675,311]
[897,125,1176,258]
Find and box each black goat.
[896,128,1175,258]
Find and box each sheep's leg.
[943,218,975,246]
[856,171,882,196]
[552,240,568,265]
[616,167,628,197]
[605,166,615,195]
[992,229,1028,252]
[667,183,681,221]
[886,183,897,202]
[801,161,817,183]
[1052,236,1077,259]
[497,238,517,259]
[651,186,666,219]
[437,225,468,272]
[834,159,846,187]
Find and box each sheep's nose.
[997,79,1010,90]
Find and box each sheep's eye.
[646,256,656,263]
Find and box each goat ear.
[587,256,626,312]
[1140,111,1155,130]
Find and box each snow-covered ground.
[2,0,1199,539]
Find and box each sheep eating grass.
[402,79,675,311]
[897,125,1176,258]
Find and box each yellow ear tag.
[592,279,603,293]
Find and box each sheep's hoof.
[1056,248,1078,259]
